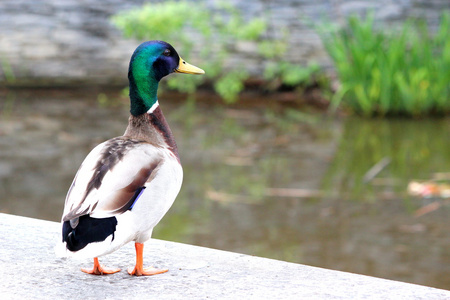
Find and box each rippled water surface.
[0,88,449,289]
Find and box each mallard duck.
[57,40,204,276]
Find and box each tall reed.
[322,13,450,116]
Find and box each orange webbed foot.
[128,242,168,276]
[81,257,121,275]
[127,266,168,276]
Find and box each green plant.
[319,12,450,116]
[0,54,15,84]
[264,61,320,87]
[112,1,321,103]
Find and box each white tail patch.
[55,234,117,259]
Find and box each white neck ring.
[147,100,159,114]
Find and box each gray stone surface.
[0,213,449,299]
[0,0,449,85]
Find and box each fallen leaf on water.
[398,224,426,233]
[408,181,450,198]
[206,189,259,205]
[414,201,441,217]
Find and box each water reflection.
[323,118,450,201]
[0,89,448,289]
[319,118,450,288]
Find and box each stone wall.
[0,0,448,86]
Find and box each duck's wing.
[62,137,163,222]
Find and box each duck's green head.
[128,40,204,116]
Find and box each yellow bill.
[175,57,205,74]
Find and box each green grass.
[0,54,16,84]
[320,13,450,116]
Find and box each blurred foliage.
[0,55,15,84]
[264,61,320,87]
[322,117,450,202]
[318,12,450,116]
[111,1,321,103]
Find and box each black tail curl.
[62,215,117,252]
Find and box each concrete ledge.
[0,213,448,299]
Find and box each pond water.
[0,88,449,290]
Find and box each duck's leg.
[127,243,168,276]
[81,257,121,275]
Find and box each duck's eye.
[163,49,171,57]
